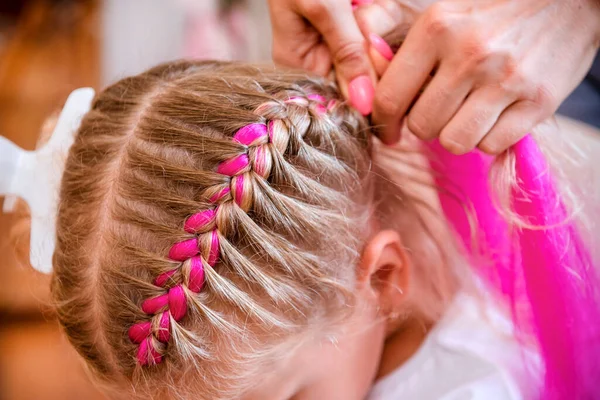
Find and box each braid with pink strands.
[128,95,335,365]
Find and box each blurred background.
[0,1,598,399]
[0,0,270,398]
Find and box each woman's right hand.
[353,0,426,75]
[267,0,377,115]
[359,0,600,155]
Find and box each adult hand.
[353,0,431,75]
[267,0,377,115]
[365,0,600,154]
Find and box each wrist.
[574,0,600,45]
[552,0,600,51]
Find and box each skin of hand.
[354,0,426,75]
[360,0,600,154]
[267,0,378,115]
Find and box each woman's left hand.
[267,0,377,115]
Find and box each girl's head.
[51,60,461,399]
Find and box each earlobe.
[358,230,410,312]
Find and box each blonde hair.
[51,60,464,399]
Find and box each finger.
[406,63,473,142]
[354,0,412,41]
[371,19,438,145]
[477,101,544,155]
[437,86,516,155]
[300,44,336,77]
[301,1,376,114]
[269,1,333,76]
[368,47,391,78]
[351,0,373,8]
[368,33,393,76]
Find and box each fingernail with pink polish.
[369,33,393,61]
[352,0,372,9]
[349,76,374,116]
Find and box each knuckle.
[373,89,401,119]
[301,0,329,19]
[532,83,558,110]
[500,55,519,80]
[488,53,522,86]
[496,66,526,97]
[460,42,523,85]
[423,4,452,37]
[333,41,368,68]
[461,37,495,71]
[439,134,470,155]
[478,138,502,155]
[407,112,436,140]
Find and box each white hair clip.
[0,88,95,273]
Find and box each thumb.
[355,0,419,48]
[355,0,414,76]
[302,1,376,115]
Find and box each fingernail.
[352,0,373,9]
[369,33,393,61]
[349,76,374,116]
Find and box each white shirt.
[368,294,541,400]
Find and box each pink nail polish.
[351,0,372,9]
[349,76,374,116]
[369,33,393,61]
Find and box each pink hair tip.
[168,285,187,322]
[142,293,169,315]
[217,154,249,176]
[168,238,199,261]
[233,123,268,146]
[137,337,162,366]
[184,209,216,233]
[128,321,152,344]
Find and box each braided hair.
[51,60,461,399]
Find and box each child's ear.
[357,230,410,314]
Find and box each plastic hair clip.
[0,88,95,273]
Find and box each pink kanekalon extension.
[512,136,599,399]
[427,141,515,294]
[429,135,600,399]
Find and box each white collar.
[368,293,540,400]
